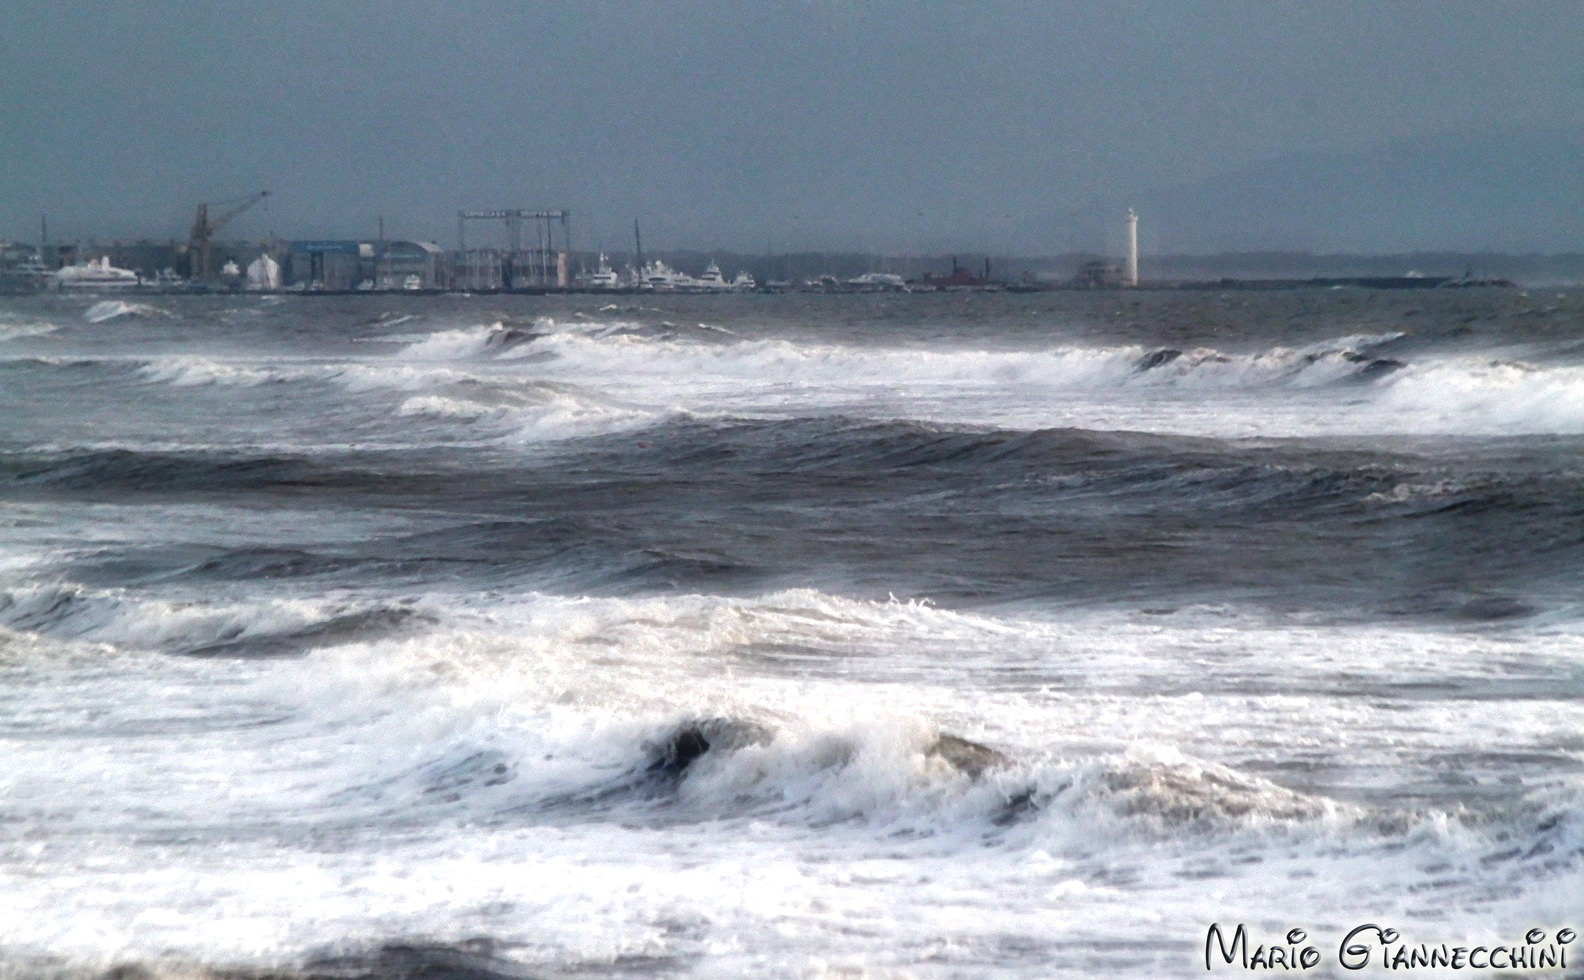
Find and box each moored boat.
[0,257,55,294]
[586,254,623,288]
[54,256,140,291]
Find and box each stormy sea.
[1,288,1580,979]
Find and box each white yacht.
[641,260,690,291]
[696,262,731,290]
[845,272,907,291]
[0,257,55,294]
[638,260,752,292]
[54,256,140,291]
[587,254,623,288]
[150,268,186,290]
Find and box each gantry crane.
[189,191,271,281]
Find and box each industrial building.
[286,241,369,291]
[376,241,447,290]
[283,240,448,291]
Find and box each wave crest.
[86,300,169,323]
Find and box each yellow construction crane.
[189,191,271,281]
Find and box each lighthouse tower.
[1125,208,1139,287]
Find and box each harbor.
[1,205,1537,296]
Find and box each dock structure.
[456,209,571,289]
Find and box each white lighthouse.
[1125,208,1139,287]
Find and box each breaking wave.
[85,300,170,323]
[527,328,1412,391]
[0,319,59,341]
[406,324,1584,436]
[68,321,1584,441]
[0,582,428,656]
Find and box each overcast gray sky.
[4,1,1582,255]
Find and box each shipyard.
[0,197,1542,297]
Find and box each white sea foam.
[0,319,59,341]
[1376,356,1584,434]
[525,328,1407,392]
[513,328,1584,437]
[393,323,516,361]
[135,356,308,387]
[85,300,169,323]
[2,588,1579,974]
[393,390,656,442]
[0,582,409,655]
[395,394,495,420]
[117,323,1584,443]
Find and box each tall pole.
[1125,208,1139,287]
[561,211,571,284]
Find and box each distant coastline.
[4,242,1581,295]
